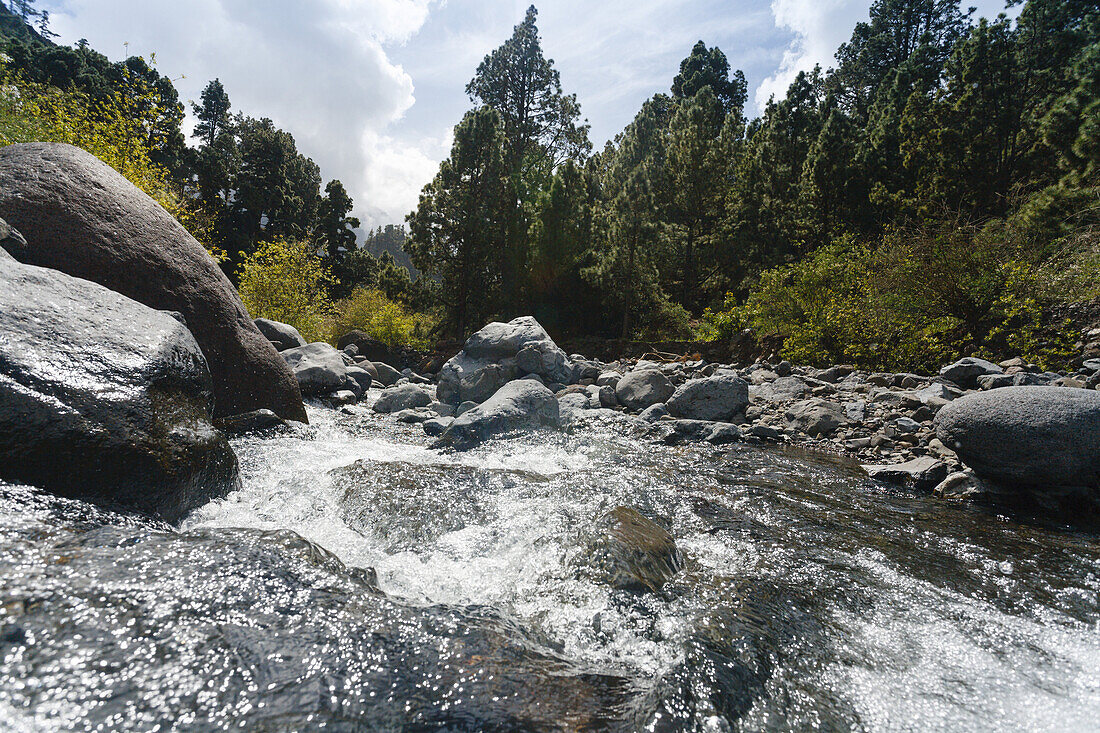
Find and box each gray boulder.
[437,317,572,405]
[281,343,347,397]
[344,366,374,396]
[752,375,812,403]
[0,143,306,422]
[934,386,1100,489]
[615,369,675,411]
[638,403,669,423]
[372,361,402,387]
[214,409,286,436]
[254,318,306,351]
[939,357,1003,389]
[0,258,239,521]
[785,399,850,437]
[667,375,748,422]
[373,383,432,414]
[435,380,560,448]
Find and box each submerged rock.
[435,380,560,448]
[580,506,683,593]
[0,258,239,520]
[934,386,1100,490]
[0,143,306,422]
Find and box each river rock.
[752,375,812,403]
[0,143,306,422]
[666,375,748,422]
[437,317,573,405]
[638,404,670,423]
[785,399,850,437]
[372,361,401,387]
[281,343,348,397]
[435,380,560,448]
[373,383,432,414]
[254,318,306,352]
[934,386,1100,489]
[581,506,683,593]
[0,258,239,520]
[938,357,1003,389]
[344,366,374,396]
[615,369,675,411]
[214,409,286,436]
[336,331,400,366]
[863,457,949,492]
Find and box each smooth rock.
[0,258,239,520]
[638,404,669,423]
[581,507,682,593]
[344,366,374,396]
[615,369,675,411]
[934,386,1100,489]
[863,457,949,492]
[785,399,850,437]
[372,362,402,387]
[939,357,1003,389]
[254,318,307,352]
[666,375,749,422]
[422,416,453,437]
[435,380,561,448]
[281,343,348,397]
[373,384,432,414]
[214,409,286,436]
[0,143,306,422]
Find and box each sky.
[41,0,1015,230]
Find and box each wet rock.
[437,317,573,405]
[666,375,749,422]
[863,457,949,492]
[0,258,239,521]
[373,384,432,414]
[281,343,348,397]
[393,409,431,423]
[785,399,850,437]
[615,369,675,411]
[435,380,560,448]
[254,318,307,352]
[748,425,783,440]
[422,416,453,436]
[328,390,359,407]
[932,470,1002,500]
[939,357,1003,389]
[662,420,742,445]
[934,386,1100,490]
[581,507,682,593]
[0,143,306,422]
[214,409,287,436]
[372,362,402,387]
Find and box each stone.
[638,404,669,423]
[938,357,1003,389]
[281,343,348,397]
[863,457,949,492]
[393,409,431,424]
[254,318,307,352]
[328,390,358,407]
[894,417,921,434]
[817,365,855,383]
[422,416,454,437]
[344,366,374,396]
[844,400,867,422]
[0,143,306,422]
[913,382,962,404]
[748,425,782,440]
[775,361,793,377]
[214,409,286,436]
[666,375,749,422]
[437,317,573,405]
[1083,359,1100,374]
[580,507,682,593]
[752,376,812,403]
[372,384,432,414]
[371,362,402,387]
[785,399,850,437]
[615,369,675,411]
[934,386,1100,490]
[596,371,622,388]
[0,258,239,520]
[598,385,619,408]
[435,380,561,448]
[455,401,478,417]
[335,331,399,366]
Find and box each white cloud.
[45,0,439,227]
[754,0,866,109]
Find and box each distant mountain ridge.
[360,224,418,278]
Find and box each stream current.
[2,399,1100,731]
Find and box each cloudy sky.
[42,0,1012,230]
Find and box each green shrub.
[327,287,432,349]
[237,237,332,343]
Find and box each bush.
[327,287,432,349]
[237,237,332,343]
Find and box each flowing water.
[2,400,1100,731]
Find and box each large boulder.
[437,317,573,405]
[435,380,560,448]
[0,258,239,521]
[615,369,675,411]
[0,143,306,422]
[666,375,749,422]
[372,383,432,414]
[280,343,347,397]
[785,399,850,437]
[254,318,306,352]
[934,386,1100,489]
